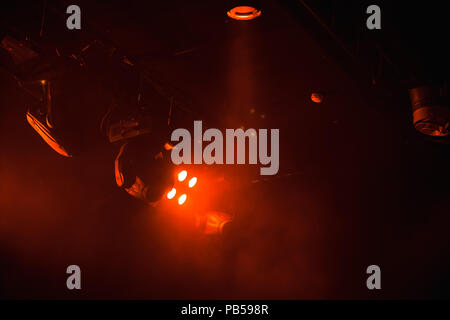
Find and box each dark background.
[1,0,449,299]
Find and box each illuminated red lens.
[178,170,187,182]
[178,194,187,205]
[167,188,176,199]
[188,177,197,188]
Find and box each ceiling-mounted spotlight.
[196,211,233,235]
[409,85,449,137]
[115,137,174,204]
[166,170,198,205]
[227,1,261,21]
[227,6,261,20]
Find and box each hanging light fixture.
[166,170,198,205]
[227,6,261,20]
[227,1,261,21]
[409,85,450,137]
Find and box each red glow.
[164,142,174,150]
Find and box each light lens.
[167,188,176,199]
[178,170,187,182]
[188,177,197,188]
[178,194,187,205]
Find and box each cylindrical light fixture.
[227,0,262,21]
[409,85,450,137]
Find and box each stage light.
[178,194,187,205]
[114,139,175,204]
[409,85,449,137]
[197,211,233,235]
[227,6,261,21]
[311,92,324,103]
[178,170,187,182]
[188,177,197,188]
[167,188,176,199]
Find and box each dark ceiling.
[1,0,450,299]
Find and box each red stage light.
[227,6,261,21]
